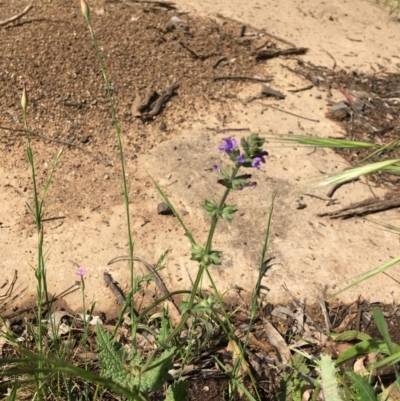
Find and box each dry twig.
[259,103,319,123]
[0,2,33,26]
[126,0,176,9]
[213,75,273,83]
[318,195,400,219]
[254,47,308,61]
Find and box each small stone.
[315,94,322,99]
[80,136,89,144]
[180,209,189,216]
[296,202,307,210]
[157,202,173,215]
[159,122,167,131]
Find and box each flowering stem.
[164,165,240,344]
[82,8,136,347]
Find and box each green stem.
[23,105,45,397]
[84,17,136,346]
[164,165,240,343]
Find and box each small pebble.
[157,202,173,215]
[296,202,307,210]
[80,136,89,144]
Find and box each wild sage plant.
[152,135,269,344]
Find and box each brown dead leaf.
[264,320,291,364]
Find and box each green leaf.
[190,244,205,263]
[220,204,238,223]
[373,308,395,355]
[190,245,221,265]
[241,133,265,158]
[208,250,222,265]
[320,355,342,401]
[165,381,189,401]
[335,339,397,366]
[371,351,400,370]
[202,198,218,218]
[329,331,372,342]
[96,324,138,390]
[96,325,175,394]
[138,348,175,392]
[345,371,377,401]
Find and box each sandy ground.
[1,0,400,318]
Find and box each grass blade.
[345,371,377,401]
[151,177,196,246]
[328,256,400,299]
[267,134,379,149]
[317,159,400,188]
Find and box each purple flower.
[213,164,220,172]
[250,181,257,187]
[256,150,269,162]
[252,157,263,169]
[76,268,87,276]
[218,137,238,153]
[236,154,245,164]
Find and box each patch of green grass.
[375,0,400,13]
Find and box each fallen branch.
[212,56,227,68]
[126,0,176,9]
[103,272,130,307]
[254,47,308,61]
[287,84,314,93]
[326,177,359,198]
[259,103,319,123]
[261,84,285,99]
[281,64,319,86]
[0,2,33,26]
[107,255,183,323]
[216,13,296,47]
[206,127,250,132]
[213,75,273,83]
[318,196,400,219]
[179,41,217,60]
[145,81,179,118]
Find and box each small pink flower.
[76,268,87,276]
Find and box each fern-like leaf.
[320,354,342,401]
[96,325,139,390]
[96,325,176,395]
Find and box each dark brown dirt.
[296,60,400,190]
[0,0,270,234]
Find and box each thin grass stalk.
[21,84,47,396]
[267,134,379,149]
[327,256,400,299]
[249,191,275,327]
[80,1,136,346]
